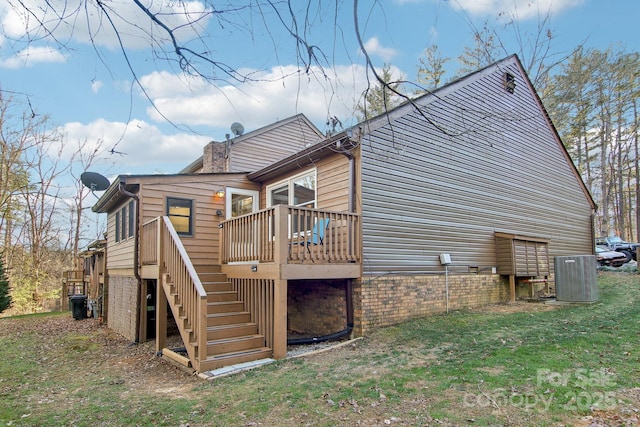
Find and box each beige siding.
[106,200,136,270]
[106,174,258,271]
[139,175,258,267]
[317,154,350,212]
[258,152,350,212]
[359,58,594,275]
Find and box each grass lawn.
[1,271,639,426]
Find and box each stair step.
[208,301,244,313]
[207,291,239,302]
[202,282,234,292]
[194,265,222,275]
[206,334,265,355]
[207,323,258,340]
[198,272,228,282]
[199,348,273,372]
[207,311,251,326]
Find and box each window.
[167,197,193,235]
[267,170,316,234]
[267,170,316,208]
[115,211,120,243]
[227,189,259,218]
[128,200,135,238]
[121,205,127,241]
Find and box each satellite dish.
[81,171,110,192]
[230,122,244,137]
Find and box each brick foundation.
[353,273,509,335]
[107,275,139,341]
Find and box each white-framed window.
[266,169,316,209]
[267,169,317,236]
[226,188,259,219]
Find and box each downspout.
[119,182,142,344]
[287,136,357,346]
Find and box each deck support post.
[156,276,167,353]
[509,274,516,303]
[272,206,289,359]
[273,278,288,359]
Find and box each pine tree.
[356,64,403,120]
[0,256,12,314]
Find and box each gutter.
[288,133,359,347]
[118,181,142,344]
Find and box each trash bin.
[70,295,87,320]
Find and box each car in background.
[595,236,639,263]
[595,245,627,268]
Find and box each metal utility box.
[554,255,598,302]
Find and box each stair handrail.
[160,216,208,367]
[161,216,207,297]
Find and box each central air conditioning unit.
[554,255,598,303]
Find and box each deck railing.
[232,278,276,350]
[158,216,208,370]
[220,205,360,265]
[62,270,84,282]
[141,218,159,265]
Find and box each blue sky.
[1,0,638,180]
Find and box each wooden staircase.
[163,264,272,373]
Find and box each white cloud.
[91,80,103,94]
[0,46,66,68]
[58,119,209,173]
[138,64,372,137]
[363,37,399,62]
[0,0,212,50]
[50,61,405,175]
[450,0,584,20]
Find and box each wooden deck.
[140,206,361,373]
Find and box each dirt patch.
[0,314,200,396]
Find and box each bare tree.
[66,137,106,260]
[416,45,449,92]
[0,92,39,266]
[0,94,70,313]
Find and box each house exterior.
[62,239,106,316]
[89,55,596,373]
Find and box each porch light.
[215,189,225,197]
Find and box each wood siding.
[107,174,258,271]
[317,154,350,211]
[359,58,594,275]
[229,116,325,173]
[106,199,135,270]
[258,152,350,212]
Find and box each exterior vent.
[554,255,597,302]
[504,73,516,94]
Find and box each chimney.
[203,141,228,173]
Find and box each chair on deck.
[290,218,330,262]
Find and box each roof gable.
[181,113,324,174]
[252,55,594,210]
